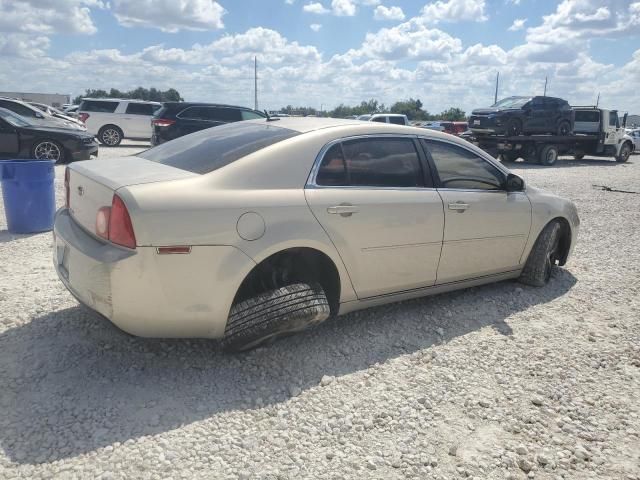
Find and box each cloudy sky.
[0,0,639,114]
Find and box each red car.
[441,121,468,136]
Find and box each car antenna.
[265,109,280,122]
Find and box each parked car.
[469,96,573,136]
[28,102,86,129]
[625,128,640,152]
[78,98,162,146]
[54,118,578,352]
[441,121,468,136]
[63,105,80,117]
[0,97,86,131]
[0,107,97,163]
[150,102,266,145]
[420,121,445,132]
[356,113,409,125]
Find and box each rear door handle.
[327,204,359,216]
[448,202,470,211]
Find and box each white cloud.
[421,0,488,23]
[0,0,101,35]
[0,34,50,58]
[111,0,226,32]
[508,18,526,31]
[303,2,330,14]
[310,23,323,31]
[331,0,356,16]
[285,0,295,3]
[374,5,405,21]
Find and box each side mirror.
[505,173,525,192]
[622,113,628,128]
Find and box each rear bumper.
[69,143,98,162]
[53,208,255,339]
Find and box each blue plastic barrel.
[0,159,56,233]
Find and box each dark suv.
[469,96,573,137]
[151,103,266,145]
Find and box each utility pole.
[254,56,258,111]
[543,76,548,96]
[494,72,499,104]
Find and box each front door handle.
[448,202,470,211]
[327,204,359,217]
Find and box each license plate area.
[473,119,480,125]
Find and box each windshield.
[357,114,372,121]
[0,109,32,127]
[491,97,532,108]
[138,121,300,174]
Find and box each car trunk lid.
[67,156,197,237]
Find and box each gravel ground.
[1,143,639,480]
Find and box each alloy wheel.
[102,128,121,146]
[34,141,61,162]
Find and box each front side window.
[125,103,155,115]
[372,116,387,123]
[609,112,619,128]
[210,107,242,122]
[316,137,425,188]
[241,110,265,120]
[422,139,504,191]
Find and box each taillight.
[95,194,136,249]
[79,113,90,123]
[64,167,70,208]
[152,118,175,127]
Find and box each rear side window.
[126,103,155,115]
[389,116,406,125]
[138,122,300,174]
[81,100,119,113]
[574,110,600,122]
[315,137,424,188]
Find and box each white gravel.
[1,143,639,479]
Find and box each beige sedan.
[53,118,579,351]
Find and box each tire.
[498,153,518,163]
[615,142,631,163]
[222,283,330,352]
[98,125,123,146]
[31,139,65,164]
[506,119,522,136]
[574,153,585,160]
[519,221,562,287]
[557,120,571,136]
[539,145,558,166]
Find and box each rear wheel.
[519,221,562,287]
[557,120,571,136]
[539,145,558,166]
[615,142,631,163]
[32,140,65,164]
[222,283,330,352]
[98,125,123,146]
[506,119,522,136]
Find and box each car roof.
[162,102,258,110]
[81,98,161,104]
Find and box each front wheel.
[519,221,562,287]
[222,283,331,352]
[615,142,631,163]
[32,140,65,164]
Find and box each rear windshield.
[137,121,300,174]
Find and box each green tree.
[72,87,184,104]
[437,107,466,121]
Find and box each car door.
[527,97,547,133]
[305,136,444,299]
[420,138,531,284]
[123,103,156,138]
[0,119,19,157]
